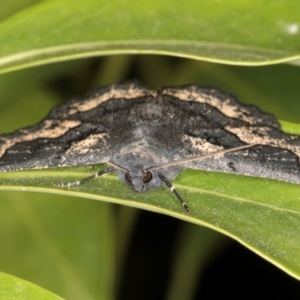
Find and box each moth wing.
[184,144,300,185]
[0,118,112,173]
[0,81,157,173]
[162,85,300,184]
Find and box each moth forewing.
[0,81,300,213]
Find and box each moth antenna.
[147,144,256,171]
[157,171,191,214]
[54,168,113,187]
[106,161,129,172]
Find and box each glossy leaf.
[0,0,300,73]
[0,272,63,300]
[0,167,300,280]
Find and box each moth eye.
[143,171,153,183]
[125,173,132,182]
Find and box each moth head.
[119,161,171,191]
[124,167,154,192]
[111,152,171,192]
[111,162,189,213]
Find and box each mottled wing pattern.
[0,82,156,172]
[162,85,300,184]
[0,81,299,186]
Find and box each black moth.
[0,81,299,213]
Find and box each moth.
[0,81,299,213]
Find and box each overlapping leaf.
[0,0,300,74]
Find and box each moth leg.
[157,172,191,214]
[54,168,113,188]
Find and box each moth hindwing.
[0,81,299,213]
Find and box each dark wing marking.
[0,115,112,172]
[161,85,300,184]
[0,80,299,187]
[0,81,156,173]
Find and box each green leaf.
[0,271,63,300]
[1,167,300,280]
[0,0,300,73]
[281,121,300,135]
